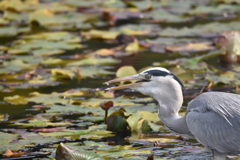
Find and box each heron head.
[104,67,184,98]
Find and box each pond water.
[1,0,240,160]
[0,41,215,159]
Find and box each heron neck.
[159,109,191,137]
[156,85,192,137]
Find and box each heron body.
[104,67,240,160]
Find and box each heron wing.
[186,92,240,154]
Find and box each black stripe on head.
[171,74,184,88]
[144,69,184,88]
[144,69,170,77]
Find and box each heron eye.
[145,74,151,79]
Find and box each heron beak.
[104,74,145,91]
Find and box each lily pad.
[41,57,64,65]
[0,26,30,37]
[21,132,59,144]
[165,42,213,52]
[56,143,104,160]
[46,104,101,114]
[67,56,120,66]
[107,109,130,132]
[205,70,236,85]
[9,32,83,56]
[4,95,28,105]
[153,51,223,70]
[40,129,89,137]
[23,32,81,42]
[0,59,34,74]
[70,66,115,78]
[13,119,71,128]
[160,22,240,37]
[27,92,71,105]
[51,68,76,79]
[82,30,119,40]
[0,131,58,153]
[116,66,137,78]
[0,132,27,153]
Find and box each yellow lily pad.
[4,95,28,105]
[116,66,137,78]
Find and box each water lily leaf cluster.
[0,131,59,153]
[57,141,153,160]
[105,104,161,134]
[8,32,82,55]
[1,0,240,159]
[0,32,118,88]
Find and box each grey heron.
[104,67,240,160]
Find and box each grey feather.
[187,92,240,155]
[187,92,240,126]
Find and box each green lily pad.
[125,39,141,54]
[4,95,28,105]
[0,59,34,74]
[70,66,115,78]
[160,22,240,37]
[46,104,91,114]
[82,30,119,40]
[147,9,189,23]
[0,26,17,37]
[79,130,114,140]
[153,51,223,70]
[107,109,130,132]
[205,70,235,85]
[32,49,65,56]
[126,113,142,131]
[0,132,27,153]
[27,92,71,105]
[23,32,81,42]
[41,57,64,65]
[51,68,76,79]
[51,66,115,80]
[67,56,120,66]
[0,0,29,11]
[137,111,159,122]
[189,4,240,16]
[9,32,83,56]
[123,0,152,11]
[21,132,59,144]
[3,10,27,22]
[12,55,43,64]
[126,111,160,134]
[80,116,104,123]
[100,146,152,159]
[40,129,89,137]
[12,117,71,128]
[0,131,58,153]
